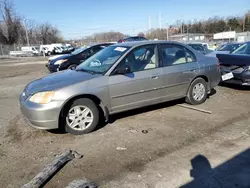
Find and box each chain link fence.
[0,44,41,56]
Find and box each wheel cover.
[192,83,205,101]
[66,105,94,131]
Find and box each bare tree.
[137,32,145,37]
[35,23,62,44]
[0,0,22,44]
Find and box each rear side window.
[91,46,103,54]
[160,45,196,67]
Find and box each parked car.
[218,42,250,86]
[20,41,221,135]
[118,36,147,43]
[188,43,213,55]
[207,42,243,57]
[46,43,113,72]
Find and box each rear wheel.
[186,78,208,105]
[64,98,99,135]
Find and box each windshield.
[71,47,86,55]
[218,43,241,52]
[76,46,129,74]
[231,43,250,55]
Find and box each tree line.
[1,0,249,45]
[145,12,250,40]
[0,0,62,45]
[180,13,250,34]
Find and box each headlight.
[29,91,55,104]
[248,66,250,70]
[54,59,67,65]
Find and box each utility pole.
[181,22,183,35]
[159,12,162,30]
[187,27,190,42]
[148,16,151,31]
[243,15,246,32]
[166,24,169,40]
[23,19,30,47]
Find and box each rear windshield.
[231,43,250,55]
[188,44,204,51]
[218,43,241,52]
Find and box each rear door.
[108,44,164,113]
[159,44,199,100]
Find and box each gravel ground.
[0,58,249,188]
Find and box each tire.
[47,51,51,56]
[64,98,99,135]
[68,64,78,70]
[185,78,208,105]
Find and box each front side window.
[160,45,196,66]
[76,46,129,74]
[116,45,157,72]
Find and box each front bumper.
[46,63,59,73]
[222,71,250,86]
[19,97,65,130]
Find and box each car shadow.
[49,89,217,134]
[207,88,217,98]
[96,98,186,131]
[180,149,250,188]
[219,82,250,91]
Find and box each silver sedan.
[20,41,221,135]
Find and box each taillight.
[216,58,220,68]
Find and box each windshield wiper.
[75,68,101,74]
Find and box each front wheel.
[68,64,78,70]
[185,78,208,105]
[64,98,99,135]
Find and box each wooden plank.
[21,150,83,188]
[177,104,212,114]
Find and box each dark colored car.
[207,42,243,57]
[188,43,213,55]
[217,42,250,86]
[118,36,147,43]
[46,43,113,72]
[217,42,243,52]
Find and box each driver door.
[108,44,164,113]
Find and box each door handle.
[150,75,158,79]
[183,69,196,73]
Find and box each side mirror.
[114,65,131,75]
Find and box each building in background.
[213,31,250,43]
[213,31,236,42]
[236,32,250,42]
[170,33,212,42]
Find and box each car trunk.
[217,54,250,73]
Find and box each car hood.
[206,51,230,57]
[25,70,101,95]
[49,54,71,61]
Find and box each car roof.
[112,40,189,48]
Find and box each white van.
[40,45,54,56]
[21,46,39,55]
